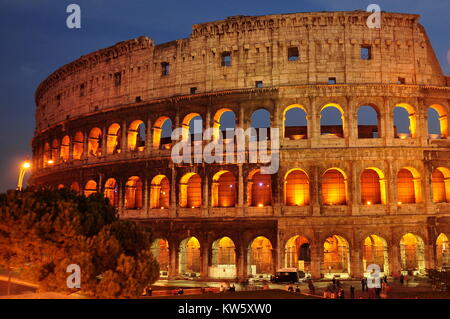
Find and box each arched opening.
[104,178,118,207]
[60,135,70,162]
[251,109,271,141]
[150,175,170,209]
[153,116,172,150]
[211,237,236,279]
[248,169,272,207]
[73,131,84,160]
[179,173,202,208]
[248,236,273,277]
[51,139,59,164]
[357,105,380,138]
[213,108,236,142]
[43,142,51,167]
[284,235,310,272]
[394,103,416,138]
[212,171,236,207]
[70,181,80,194]
[151,239,169,275]
[322,168,347,205]
[283,105,307,140]
[436,233,450,270]
[106,123,121,155]
[128,120,146,151]
[323,235,350,277]
[182,113,203,142]
[361,168,386,205]
[428,104,448,139]
[320,104,344,137]
[284,169,310,206]
[84,180,97,197]
[397,168,421,204]
[362,235,389,274]
[400,233,425,274]
[432,167,450,203]
[125,176,143,209]
[88,127,102,157]
[179,237,200,275]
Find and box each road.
[0,280,36,296]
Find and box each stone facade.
[31,11,450,280]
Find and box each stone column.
[237,245,248,280]
[82,130,88,160]
[309,243,321,279]
[145,117,152,155]
[389,244,400,276]
[143,178,149,216]
[169,241,179,278]
[101,126,107,157]
[121,119,128,153]
[200,240,210,279]
[350,247,362,278]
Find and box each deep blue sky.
[0,0,448,192]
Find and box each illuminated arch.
[283,104,308,140]
[248,236,273,275]
[436,233,450,269]
[213,108,236,141]
[153,116,172,149]
[104,178,118,207]
[106,123,121,155]
[212,170,236,207]
[125,176,143,209]
[70,181,80,194]
[397,167,421,204]
[179,237,201,275]
[362,235,389,274]
[251,109,271,141]
[428,104,448,138]
[323,235,350,275]
[400,233,425,273]
[394,103,417,138]
[128,120,145,151]
[322,168,348,205]
[88,127,102,157]
[73,131,84,160]
[179,173,202,208]
[284,235,310,270]
[84,180,97,197]
[361,167,387,205]
[151,239,169,273]
[357,105,380,138]
[150,175,170,209]
[284,169,310,206]
[248,169,272,207]
[432,167,450,203]
[60,135,70,162]
[211,237,236,279]
[320,103,344,137]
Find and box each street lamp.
[17,161,31,191]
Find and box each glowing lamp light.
[191,206,195,209]
[367,201,372,205]
[258,204,264,208]
[22,162,31,169]
[258,182,264,187]
[398,133,409,140]
[47,159,54,165]
[160,207,164,210]
[397,201,402,205]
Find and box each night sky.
[0,0,448,192]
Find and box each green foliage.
[0,187,159,298]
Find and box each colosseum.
[30,11,450,281]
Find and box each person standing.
[361,277,366,291]
[350,285,355,299]
[399,273,404,286]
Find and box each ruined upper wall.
[35,11,447,132]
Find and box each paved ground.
[0,280,36,296]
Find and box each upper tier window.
[161,62,170,76]
[114,72,121,86]
[221,52,231,67]
[288,47,299,61]
[360,46,372,60]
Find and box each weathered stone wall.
[35,11,446,132]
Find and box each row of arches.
[36,102,448,167]
[151,233,450,279]
[68,165,450,209]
